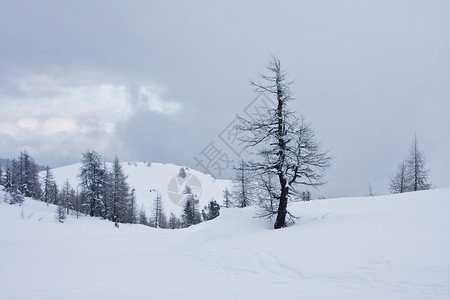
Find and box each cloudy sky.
[1,1,449,198]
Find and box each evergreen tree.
[3,165,24,205]
[168,213,180,229]
[56,204,66,223]
[231,160,254,208]
[203,199,220,221]
[178,167,186,178]
[302,190,311,201]
[16,151,42,199]
[159,211,168,229]
[390,161,408,194]
[72,188,82,219]
[222,188,232,208]
[124,188,137,224]
[390,136,431,193]
[138,205,149,226]
[78,150,107,217]
[405,135,431,192]
[110,155,130,223]
[2,166,12,193]
[59,180,74,214]
[42,166,58,205]
[181,187,201,227]
[151,191,166,228]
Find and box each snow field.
[1,187,449,299]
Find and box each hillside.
[49,162,231,216]
[1,187,449,299]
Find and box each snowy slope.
[1,188,450,300]
[48,162,231,215]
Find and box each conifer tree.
[181,186,201,227]
[168,213,180,229]
[237,57,332,228]
[222,188,232,208]
[42,166,58,205]
[138,205,149,226]
[178,167,186,179]
[203,199,220,221]
[110,155,130,223]
[390,136,431,193]
[151,191,166,228]
[78,150,107,217]
[231,160,254,208]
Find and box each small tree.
[56,205,66,223]
[138,205,149,226]
[3,166,24,205]
[152,191,166,228]
[367,183,377,197]
[178,167,186,179]
[124,188,137,224]
[302,190,311,201]
[231,160,254,208]
[59,180,73,214]
[222,187,233,208]
[389,161,408,194]
[182,196,201,227]
[203,199,220,221]
[168,213,181,229]
[42,166,58,205]
[389,136,431,193]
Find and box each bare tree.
[151,191,166,228]
[389,161,408,194]
[406,135,431,191]
[238,57,332,229]
[231,160,254,208]
[390,135,431,193]
[222,187,233,208]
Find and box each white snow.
[48,162,231,215]
[1,187,450,299]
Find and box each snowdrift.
[1,188,449,300]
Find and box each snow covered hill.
[1,187,449,299]
[48,162,231,216]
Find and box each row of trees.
[1,151,42,205]
[1,150,220,228]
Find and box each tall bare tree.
[389,161,408,194]
[238,57,332,229]
[390,135,431,193]
[406,135,431,192]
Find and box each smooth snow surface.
[1,188,450,299]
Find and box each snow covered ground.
[1,187,449,300]
[49,162,231,216]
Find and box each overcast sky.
[1,1,449,198]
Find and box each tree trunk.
[274,176,288,229]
